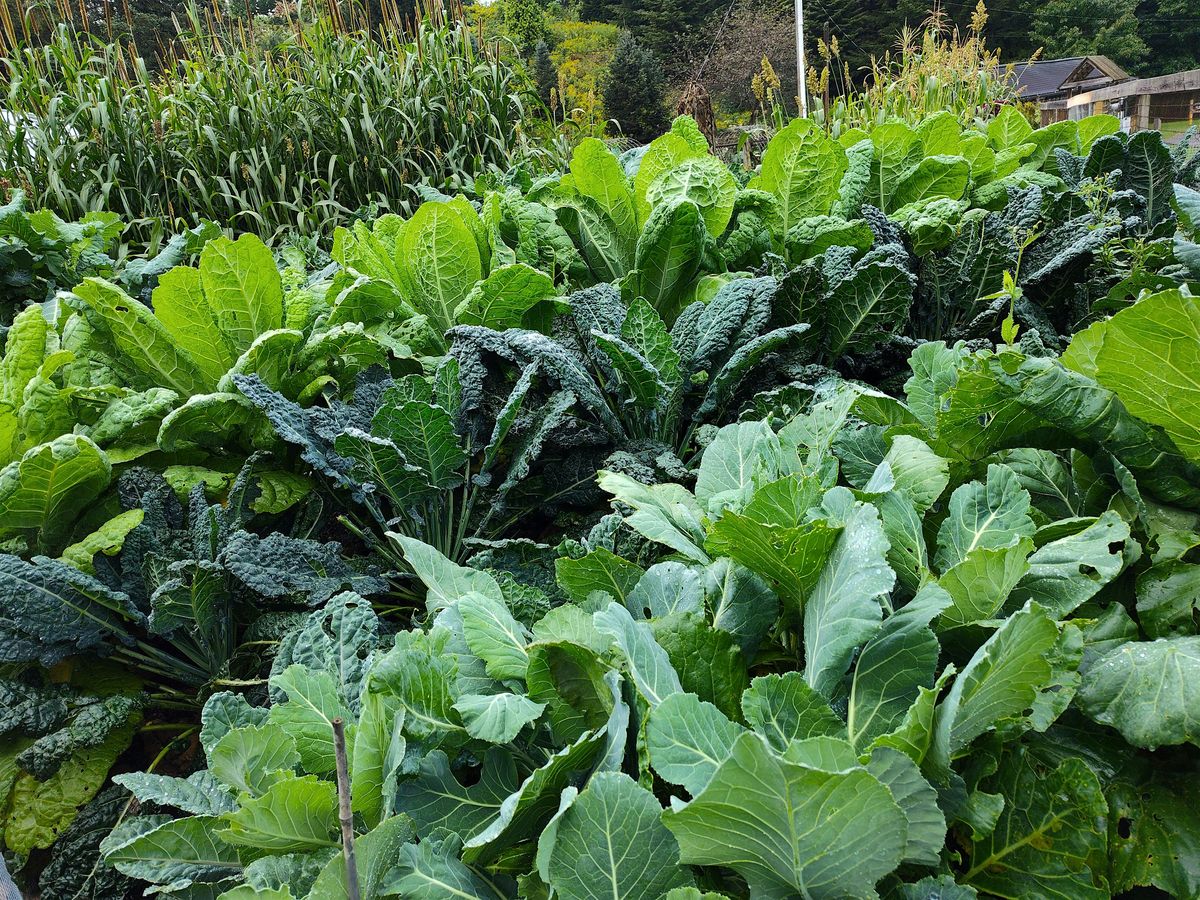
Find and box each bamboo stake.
[332,718,361,900]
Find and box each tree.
[1030,0,1148,72]
[532,39,559,106]
[604,31,669,143]
[503,0,549,52]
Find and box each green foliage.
[603,31,669,144]
[2,108,1200,898]
[0,14,560,249]
[503,0,549,50]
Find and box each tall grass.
[0,0,565,249]
[799,1,1030,137]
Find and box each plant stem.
[332,717,361,900]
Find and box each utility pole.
[795,0,808,117]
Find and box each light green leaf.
[384,834,500,899]
[398,201,483,334]
[1078,637,1200,749]
[741,672,846,752]
[462,728,607,865]
[934,464,1035,572]
[866,747,945,866]
[1090,290,1200,462]
[455,263,557,330]
[646,155,739,238]
[219,774,339,851]
[848,585,950,751]
[663,732,907,898]
[71,278,210,395]
[1008,512,1130,617]
[555,547,646,604]
[390,534,503,612]
[545,772,690,900]
[351,691,404,829]
[932,602,1060,764]
[459,591,531,681]
[647,692,745,794]
[804,494,894,697]
[758,118,847,234]
[208,724,299,798]
[268,665,351,776]
[308,813,415,900]
[453,693,545,743]
[593,601,682,707]
[0,434,112,552]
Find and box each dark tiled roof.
[1008,57,1087,100]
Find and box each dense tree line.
[581,0,1200,80]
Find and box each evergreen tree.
[532,39,559,106]
[604,31,669,143]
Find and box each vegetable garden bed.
[2,105,1200,899]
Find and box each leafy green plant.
[103,327,1200,898]
[0,188,122,325]
[0,458,385,864]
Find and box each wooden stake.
[332,718,361,900]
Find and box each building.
[1066,69,1200,142]
[1007,56,1131,125]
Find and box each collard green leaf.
[267,665,352,775]
[453,692,544,743]
[866,746,945,866]
[545,772,691,900]
[384,834,499,899]
[351,689,405,828]
[459,590,531,681]
[932,602,1060,765]
[208,724,299,798]
[1089,290,1200,463]
[555,546,644,605]
[219,774,339,851]
[663,732,906,899]
[804,493,894,698]
[741,672,846,751]
[394,748,518,840]
[1078,637,1200,749]
[848,585,950,752]
[1107,760,1200,898]
[307,813,415,900]
[101,815,243,887]
[704,558,779,658]
[593,601,682,707]
[961,748,1108,899]
[934,464,1035,572]
[646,692,745,795]
[462,727,607,865]
[113,771,235,817]
[650,613,748,720]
